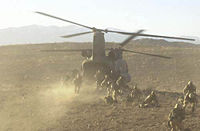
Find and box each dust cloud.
[0,81,100,131]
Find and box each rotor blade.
[105,30,195,41]
[61,31,93,38]
[35,11,194,41]
[120,30,145,47]
[122,49,171,59]
[35,11,93,30]
[41,49,91,52]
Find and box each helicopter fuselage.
[81,31,130,82]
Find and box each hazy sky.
[1,0,200,37]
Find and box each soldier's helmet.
[151,91,155,96]
[97,69,101,73]
[188,81,193,86]
[105,75,108,78]
[133,85,138,90]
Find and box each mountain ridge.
[0,25,199,45]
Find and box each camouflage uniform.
[73,73,82,94]
[183,92,198,113]
[183,81,196,96]
[139,91,159,108]
[168,103,185,131]
[104,76,123,104]
[111,82,121,103]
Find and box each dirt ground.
[0,41,199,131]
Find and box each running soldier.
[139,91,159,108]
[168,103,185,131]
[183,92,198,113]
[73,73,82,94]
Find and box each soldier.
[111,81,121,103]
[183,81,196,95]
[183,92,198,113]
[168,103,185,131]
[95,69,104,90]
[132,85,142,99]
[139,91,159,108]
[101,75,113,96]
[104,83,120,104]
[126,90,134,103]
[126,85,142,102]
[73,73,82,94]
[112,89,118,103]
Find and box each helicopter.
[36,11,195,82]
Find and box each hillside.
[0,25,125,44]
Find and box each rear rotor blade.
[122,49,171,59]
[120,30,145,47]
[61,31,93,38]
[35,11,93,30]
[134,33,195,41]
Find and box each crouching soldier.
[126,85,142,102]
[183,92,198,113]
[73,73,82,94]
[139,91,159,108]
[168,103,185,131]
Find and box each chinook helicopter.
[36,11,194,82]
